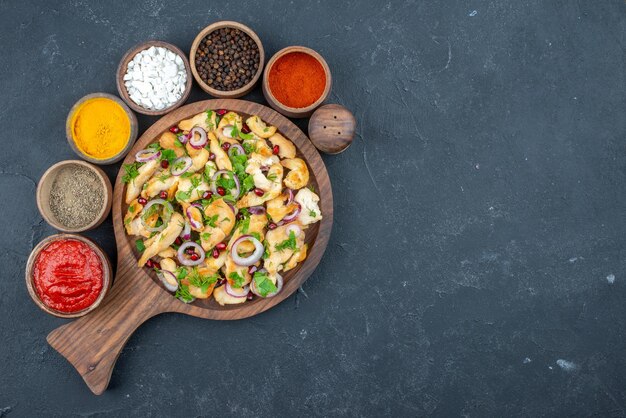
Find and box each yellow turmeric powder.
[71,97,130,160]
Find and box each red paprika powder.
[268,52,326,108]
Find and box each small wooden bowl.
[66,92,138,165]
[36,160,113,233]
[25,233,112,318]
[262,46,332,118]
[116,40,193,116]
[189,21,265,98]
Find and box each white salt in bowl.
[116,40,193,116]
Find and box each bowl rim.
[116,40,193,116]
[25,233,112,318]
[65,92,138,165]
[189,20,265,98]
[262,46,332,115]
[36,159,113,233]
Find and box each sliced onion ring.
[189,127,208,149]
[284,188,295,205]
[225,282,249,298]
[248,206,266,215]
[186,205,203,230]
[228,144,245,158]
[251,271,283,298]
[140,199,173,232]
[279,202,301,225]
[286,224,302,237]
[177,241,205,266]
[171,156,192,176]
[157,270,179,292]
[231,235,264,266]
[178,132,191,144]
[135,149,161,163]
[180,221,191,240]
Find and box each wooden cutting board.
[47,99,333,395]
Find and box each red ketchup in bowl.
[33,239,104,313]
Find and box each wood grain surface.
[308,104,356,154]
[46,99,333,395]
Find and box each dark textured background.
[1,0,625,416]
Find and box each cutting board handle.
[46,262,173,395]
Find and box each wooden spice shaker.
[308,104,356,154]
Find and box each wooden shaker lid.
[308,104,356,154]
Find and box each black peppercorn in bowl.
[190,21,265,99]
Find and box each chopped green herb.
[187,267,217,294]
[275,231,297,252]
[206,110,216,130]
[250,232,261,241]
[253,271,277,297]
[239,130,254,140]
[157,173,171,182]
[175,284,194,302]
[160,149,177,164]
[201,232,211,241]
[176,267,188,280]
[121,162,141,184]
[205,214,219,228]
[176,189,192,201]
[174,137,184,147]
[267,173,277,181]
[308,210,317,218]
[242,141,255,154]
[135,239,145,252]
[128,205,136,213]
[229,271,246,288]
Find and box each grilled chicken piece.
[176,174,210,204]
[138,212,184,267]
[213,284,246,306]
[264,223,305,275]
[123,199,144,232]
[245,115,276,138]
[125,159,159,204]
[268,133,296,159]
[209,131,232,171]
[294,188,322,225]
[281,158,309,190]
[178,110,218,132]
[200,199,235,251]
[141,170,179,199]
[159,132,186,157]
[222,255,251,287]
[181,267,218,299]
[266,192,299,223]
[284,243,308,272]
[203,250,228,274]
[157,247,177,259]
[217,111,242,131]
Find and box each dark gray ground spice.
[49,165,104,229]
[195,27,260,91]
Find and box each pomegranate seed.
[175,237,182,245]
[254,188,264,197]
[209,152,216,161]
[216,109,227,116]
[212,248,220,259]
[161,160,169,169]
[202,191,213,199]
[236,212,244,221]
[272,145,280,155]
[222,142,231,151]
[241,123,251,133]
[247,292,254,301]
[190,253,200,261]
[153,262,161,270]
[216,242,227,251]
[159,191,168,199]
[138,197,147,205]
[185,248,195,255]
[217,186,226,196]
[268,222,277,230]
[145,259,153,268]
[248,265,257,275]
[169,126,180,133]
